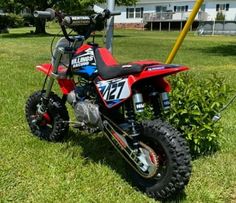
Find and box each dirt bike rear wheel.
[25,91,69,141]
[129,119,191,200]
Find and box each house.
[114,0,236,30]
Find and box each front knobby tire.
[130,119,192,200]
[25,91,69,141]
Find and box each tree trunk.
[0,28,9,34]
[34,18,46,34]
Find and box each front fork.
[37,47,65,115]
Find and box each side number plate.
[96,78,130,102]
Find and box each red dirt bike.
[25,7,191,200]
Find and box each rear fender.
[128,64,188,92]
[36,63,75,95]
[94,64,188,109]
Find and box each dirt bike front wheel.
[25,91,69,141]
[129,119,192,200]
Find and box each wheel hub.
[30,111,52,128]
[137,142,159,178]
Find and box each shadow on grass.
[194,43,236,56]
[1,32,61,39]
[1,32,128,39]
[63,129,127,177]
[62,129,187,203]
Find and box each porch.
[143,11,208,31]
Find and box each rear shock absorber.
[150,91,170,118]
[132,92,145,113]
[160,92,170,110]
[126,91,145,150]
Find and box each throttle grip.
[33,9,55,20]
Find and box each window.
[126,7,143,19]
[126,8,134,18]
[216,3,230,11]
[156,6,167,13]
[226,4,230,11]
[185,6,189,12]
[135,8,144,18]
[174,5,189,12]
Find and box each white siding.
[115,6,142,23]
[114,4,155,23]
[205,1,236,20]
[113,0,236,23]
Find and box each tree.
[0,0,137,34]
[14,0,60,34]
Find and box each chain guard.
[102,115,159,178]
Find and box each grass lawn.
[0,26,236,202]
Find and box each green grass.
[1,26,236,202]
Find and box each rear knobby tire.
[25,91,69,141]
[130,119,191,200]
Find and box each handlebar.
[110,11,121,16]
[34,8,120,23]
[34,7,120,42]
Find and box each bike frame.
[37,42,189,110]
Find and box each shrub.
[8,13,24,28]
[0,13,24,30]
[138,73,230,157]
[164,73,231,157]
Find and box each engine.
[67,86,102,129]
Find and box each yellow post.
[165,0,204,64]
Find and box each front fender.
[36,63,75,95]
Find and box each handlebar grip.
[109,11,121,16]
[33,9,55,20]
[63,16,91,26]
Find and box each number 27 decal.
[96,78,130,101]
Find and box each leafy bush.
[164,73,230,157]
[138,73,230,157]
[0,13,24,30]
[7,13,24,28]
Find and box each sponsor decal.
[135,102,145,111]
[147,66,165,71]
[122,64,132,68]
[147,64,180,71]
[71,48,96,68]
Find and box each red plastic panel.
[130,60,162,66]
[36,63,75,95]
[36,64,67,75]
[75,44,92,55]
[98,48,118,66]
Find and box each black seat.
[95,48,143,80]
